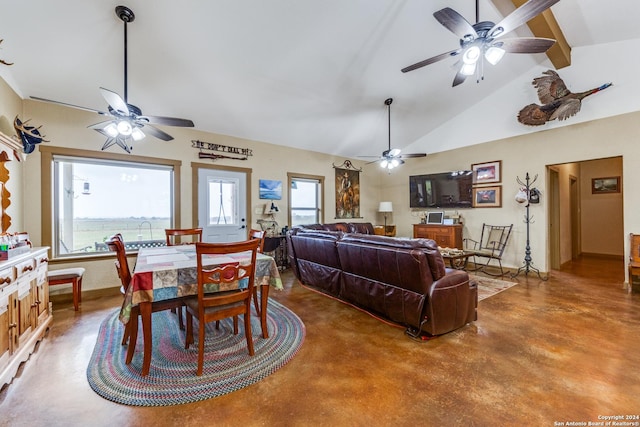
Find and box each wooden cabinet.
[373,225,396,237]
[0,248,51,388]
[413,224,463,249]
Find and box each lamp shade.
[378,201,393,213]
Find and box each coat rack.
[511,172,548,281]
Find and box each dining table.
[119,244,283,376]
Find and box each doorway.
[547,156,623,272]
[194,164,251,243]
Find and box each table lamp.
[378,201,393,231]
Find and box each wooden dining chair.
[106,233,185,351]
[248,229,266,316]
[165,228,203,327]
[165,228,203,246]
[105,233,134,345]
[184,239,260,376]
[248,228,265,252]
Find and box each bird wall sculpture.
[517,70,612,126]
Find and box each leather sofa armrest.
[424,269,476,336]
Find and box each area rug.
[472,274,518,301]
[86,298,305,406]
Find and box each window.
[40,146,181,258]
[288,173,324,226]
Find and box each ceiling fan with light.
[31,5,194,153]
[401,0,559,87]
[359,98,426,171]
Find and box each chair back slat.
[105,233,131,293]
[195,239,260,308]
[248,228,266,253]
[165,228,203,246]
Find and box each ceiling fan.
[359,98,426,170]
[31,5,194,153]
[401,0,559,87]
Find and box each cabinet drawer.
[15,259,35,279]
[0,267,15,288]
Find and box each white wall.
[378,111,640,280]
[17,96,385,292]
[3,75,640,293]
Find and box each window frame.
[40,146,181,260]
[287,172,324,226]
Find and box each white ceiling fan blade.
[30,96,110,115]
[100,87,130,116]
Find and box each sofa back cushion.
[347,223,375,234]
[295,222,374,234]
[337,234,446,283]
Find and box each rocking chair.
[464,224,513,277]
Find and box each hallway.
[1,257,638,426]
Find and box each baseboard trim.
[579,252,624,260]
[50,286,120,305]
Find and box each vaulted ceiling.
[0,0,638,159]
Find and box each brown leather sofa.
[286,223,477,337]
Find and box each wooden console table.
[413,224,463,249]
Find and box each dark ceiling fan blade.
[30,96,110,115]
[365,158,383,165]
[452,66,468,87]
[489,0,560,39]
[433,7,478,40]
[142,123,174,141]
[495,37,556,53]
[400,153,427,159]
[142,115,195,127]
[401,49,461,73]
[99,87,130,116]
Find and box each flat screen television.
[409,171,473,208]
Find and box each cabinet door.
[17,282,32,339]
[0,299,9,362]
[15,259,36,342]
[36,255,49,319]
[0,266,17,358]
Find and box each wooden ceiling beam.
[497,0,572,69]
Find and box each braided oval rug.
[87,299,305,406]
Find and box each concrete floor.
[1,256,639,426]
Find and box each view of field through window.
[55,158,173,255]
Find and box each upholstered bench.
[48,267,85,311]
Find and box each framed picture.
[259,179,282,200]
[472,186,502,208]
[335,167,361,219]
[471,160,502,184]
[591,176,620,194]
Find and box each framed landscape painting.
[591,176,620,194]
[259,179,282,200]
[471,160,502,184]
[472,186,502,208]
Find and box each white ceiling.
[0,0,638,159]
